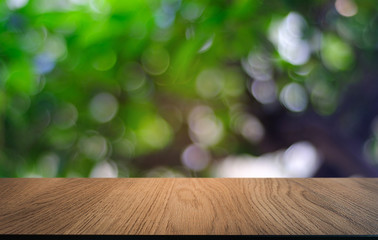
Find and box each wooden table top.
[0,178,377,235]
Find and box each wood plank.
[0,178,377,235]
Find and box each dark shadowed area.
[0,0,377,177]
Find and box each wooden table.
[0,178,377,235]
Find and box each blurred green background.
[1,0,377,177]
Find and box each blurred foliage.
[0,0,378,177]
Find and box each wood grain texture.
[0,178,377,235]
